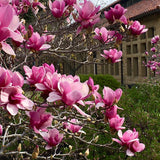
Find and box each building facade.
[77,0,160,85]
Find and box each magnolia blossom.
[113,129,145,156]
[29,108,53,133]
[151,47,156,52]
[0,86,34,115]
[101,49,122,63]
[11,71,24,87]
[129,21,148,35]
[47,76,90,117]
[74,0,100,33]
[0,125,2,136]
[0,67,11,88]
[0,67,24,88]
[105,105,122,119]
[47,76,89,105]
[35,72,61,93]
[12,0,46,15]
[64,0,76,6]
[26,32,51,52]
[23,65,45,85]
[102,87,122,107]
[104,4,127,24]
[0,3,23,55]
[49,0,67,18]
[109,114,125,131]
[63,119,82,133]
[24,64,57,88]
[151,35,159,44]
[40,128,63,150]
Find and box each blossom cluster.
[0,66,34,115]
[145,35,160,74]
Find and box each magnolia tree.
[0,0,147,159]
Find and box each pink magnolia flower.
[35,72,61,93]
[113,129,145,156]
[0,125,3,136]
[40,128,63,150]
[129,21,148,35]
[63,119,82,133]
[0,0,10,6]
[64,0,76,6]
[87,77,99,92]
[0,67,11,88]
[26,32,51,52]
[110,4,127,20]
[47,76,89,106]
[151,47,156,52]
[47,76,90,117]
[109,114,125,131]
[42,63,55,74]
[112,129,139,146]
[0,86,34,115]
[102,87,122,107]
[0,4,23,55]
[101,49,122,63]
[49,0,67,18]
[12,0,46,15]
[23,65,46,85]
[94,27,109,43]
[29,108,53,133]
[11,71,24,87]
[127,141,145,156]
[151,35,159,44]
[74,0,100,34]
[104,4,127,24]
[105,105,122,119]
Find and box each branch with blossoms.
[0,0,148,159]
[144,35,160,79]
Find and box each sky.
[92,0,117,8]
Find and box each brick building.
[77,0,160,85]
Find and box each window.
[148,27,154,38]
[127,58,132,76]
[105,63,109,74]
[133,57,139,76]
[110,64,114,75]
[133,44,138,53]
[148,41,151,51]
[126,45,131,54]
[141,43,146,53]
[115,63,119,75]
[140,33,146,39]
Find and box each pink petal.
[72,104,90,117]
[126,149,134,157]
[6,103,18,115]
[1,42,15,55]
[47,91,62,102]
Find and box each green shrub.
[79,74,121,91]
[118,84,160,159]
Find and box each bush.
[118,84,160,159]
[79,74,121,91]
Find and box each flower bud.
[79,152,83,156]
[69,145,72,150]
[94,136,99,143]
[17,143,22,152]
[32,145,39,159]
[85,148,89,157]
